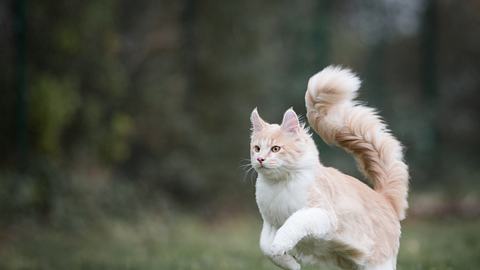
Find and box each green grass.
[0,214,479,270]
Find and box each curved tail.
[305,66,409,220]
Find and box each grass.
[0,214,479,270]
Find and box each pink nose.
[257,157,265,163]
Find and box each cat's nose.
[257,157,265,164]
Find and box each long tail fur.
[305,66,409,220]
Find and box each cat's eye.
[254,145,260,152]
[271,146,281,153]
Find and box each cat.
[250,66,409,270]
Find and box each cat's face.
[250,108,318,178]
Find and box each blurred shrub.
[29,75,79,156]
[1,0,479,225]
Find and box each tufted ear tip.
[281,108,300,133]
[251,108,266,132]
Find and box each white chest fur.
[256,172,314,228]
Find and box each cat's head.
[249,108,319,179]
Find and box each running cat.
[250,66,408,270]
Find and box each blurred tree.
[420,0,441,185]
[0,0,479,224]
[13,0,28,170]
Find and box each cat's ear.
[251,108,266,132]
[281,108,300,133]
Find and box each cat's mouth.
[253,161,279,171]
[253,164,265,170]
[255,164,273,170]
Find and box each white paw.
[270,252,301,270]
[291,262,301,270]
[270,240,291,257]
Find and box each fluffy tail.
[305,66,409,220]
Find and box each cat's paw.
[270,240,291,257]
[270,252,301,270]
[270,253,301,270]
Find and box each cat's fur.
[250,66,409,270]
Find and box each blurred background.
[1,0,479,269]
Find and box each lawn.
[0,214,479,270]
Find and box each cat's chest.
[256,176,312,228]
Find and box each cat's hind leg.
[270,208,335,257]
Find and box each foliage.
[0,0,479,225]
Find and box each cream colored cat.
[250,66,409,270]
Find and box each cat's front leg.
[260,221,276,256]
[271,208,335,256]
[261,222,301,270]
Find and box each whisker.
[239,159,252,166]
[242,166,257,184]
[239,157,257,184]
